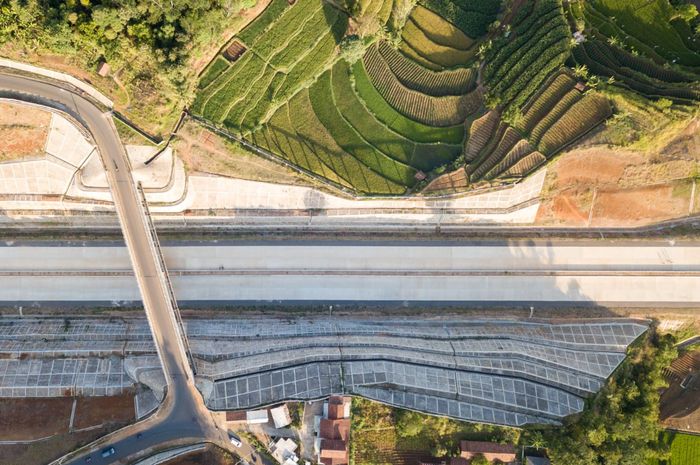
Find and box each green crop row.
[191,53,254,116]
[251,0,322,60]
[419,0,498,38]
[254,90,406,194]
[402,18,475,68]
[364,45,480,126]
[239,71,286,131]
[410,5,474,51]
[468,126,523,181]
[333,60,461,172]
[572,42,700,103]
[253,103,349,187]
[529,89,582,145]
[464,110,500,161]
[399,41,444,71]
[605,42,698,83]
[519,72,577,134]
[484,139,535,180]
[310,70,418,187]
[589,0,700,67]
[538,93,612,156]
[485,0,562,82]
[237,0,289,46]
[268,5,339,71]
[507,48,572,113]
[222,66,278,130]
[452,0,501,15]
[351,60,466,144]
[378,41,476,97]
[198,56,229,89]
[332,61,414,166]
[201,54,267,124]
[502,151,546,178]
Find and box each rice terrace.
[191,0,700,195]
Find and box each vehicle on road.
[101,447,116,458]
[228,432,242,447]
[136,432,143,439]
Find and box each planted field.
[192,0,632,194]
[192,0,348,133]
[585,0,700,68]
[484,0,571,112]
[363,44,482,126]
[570,39,700,103]
[352,60,466,145]
[538,93,612,156]
[378,41,476,97]
[656,432,700,465]
[401,19,475,68]
[419,0,501,38]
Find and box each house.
[319,418,350,441]
[271,404,293,429]
[525,457,550,465]
[327,396,351,419]
[317,397,352,465]
[459,441,516,464]
[226,409,270,425]
[270,437,299,465]
[319,439,349,465]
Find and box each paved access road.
[0,73,236,464]
[1,240,700,305]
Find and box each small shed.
[96,61,111,77]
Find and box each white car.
[228,433,242,447]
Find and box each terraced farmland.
[567,6,700,104]
[193,0,696,195]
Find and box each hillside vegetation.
[191,0,700,195]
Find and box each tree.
[470,454,490,465]
[395,410,425,437]
[542,325,677,465]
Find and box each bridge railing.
[135,182,197,376]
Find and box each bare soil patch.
[661,349,700,433]
[0,394,136,465]
[591,182,691,227]
[537,116,700,227]
[0,397,72,440]
[164,444,235,465]
[73,392,135,429]
[174,120,316,187]
[0,102,51,162]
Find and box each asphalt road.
[0,73,233,464]
[1,241,700,305]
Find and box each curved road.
[0,73,233,463]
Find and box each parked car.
[228,432,242,447]
[101,447,116,458]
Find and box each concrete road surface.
[1,73,234,464]
[1,241,700,305]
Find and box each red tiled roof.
[320,418,350,440]
[225,411,246,422]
